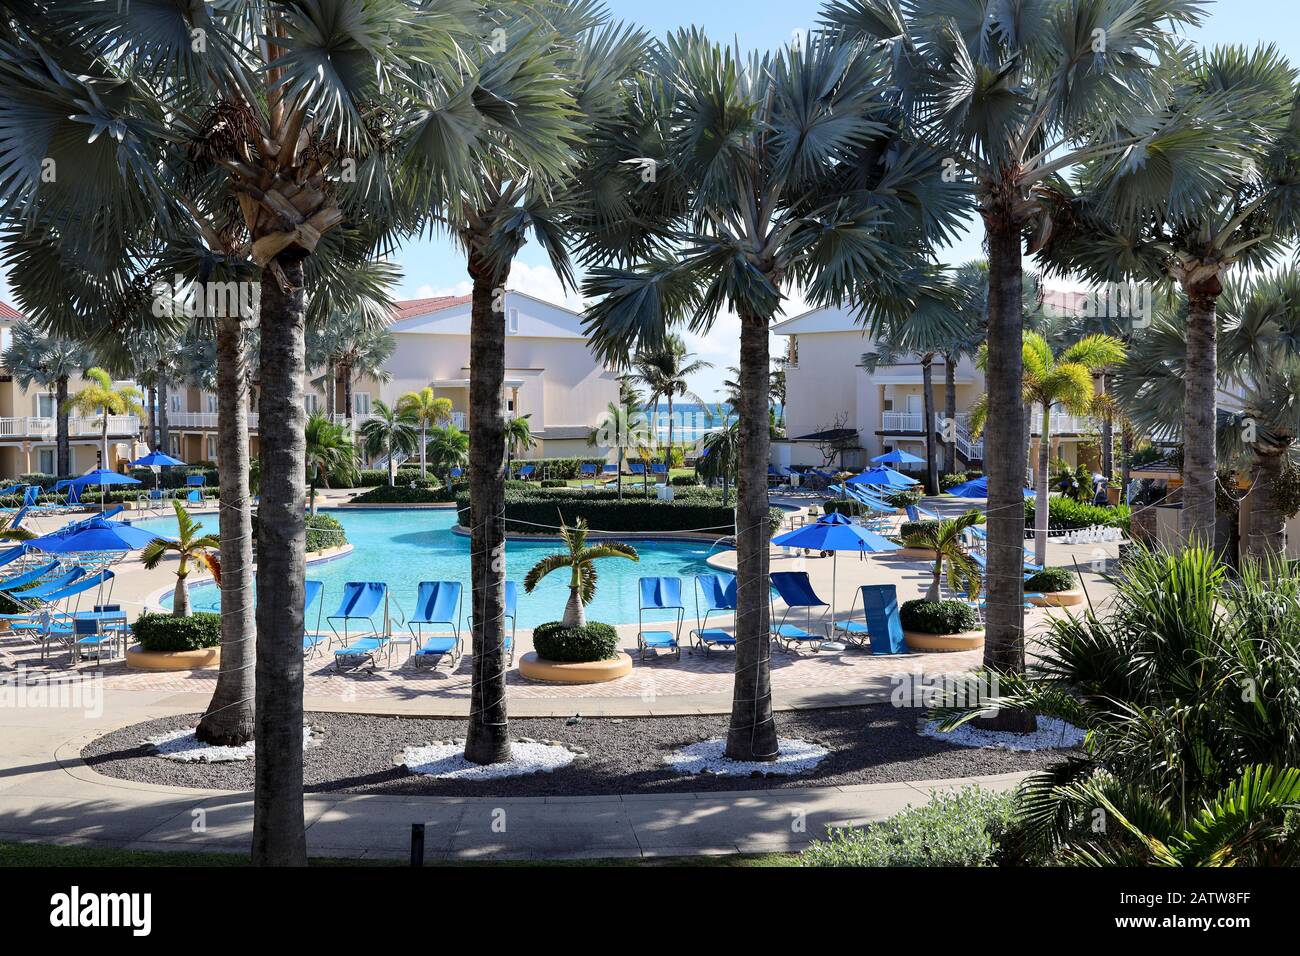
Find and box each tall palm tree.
[62,367,143,471]
[304,413,357,517]
[902,510,984,603]
[523,517,639,628]
[505,415,537,476]
[359,400,419,484]
[396,387,453,480]
[1035,44,1300,547]
[425,423,469,490]
[582,31,965,760]
[631,334,711,466]
[972,333,1126,565]
[826,2,1237,724]
[324,314,395,431]
[697,411,740,506]
[141,501,221,618]
[2,323,90,475]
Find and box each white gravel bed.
[148,725,322,763]
[921,716,1085,751]
[400,739,583,779]
[663,738,829,776]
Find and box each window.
[507,307,519,334]
[354,393,370,416]
[506,396,515,413]
[36,393,56,418]
[169,393,182,413]
[37,448,54,474]
[305,394,318,414]
[207,436,217,460]
[205,394,218,413]
[169,435,180,456]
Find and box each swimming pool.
[131,508,726,628]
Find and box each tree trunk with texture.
[56,376,70,477]
[1247,448,1286,562]
[465,258,511,765]
[922,356,938,494]
[1181,283,1220,548]
[1121,423,1134,503]
[173,570,191,618]
[146,385,156,450]
[157,369,170,457]
[944,356,957,476]
[1099,372,1113,480]
[419,422,427,480]
[343,365,354,432]
[666,395,674,469]
[562,586,585,628]
[725,309,778,762]
[1034,407,1051,566]
[197,315,255,748]
[976,216,1035,732]
[252,256,308,866]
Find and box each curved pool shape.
[131,508,727,628]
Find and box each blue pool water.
[131,509,724,627]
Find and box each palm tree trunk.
[100,418,109,473]
[725,309,778,762]
[1246,447,1286,561]
[562,585,585,628]
[1182,283,1220,548]
[465,257,511,766]
[617,446,623,501]
[56,376,70,477]
[666,395,674,468]
[1121,422,1134,502]
[921,355,938,494]
[343,364,354,432]
[196,315,255,748]
[926,557,942,602]
[146,385,156,450]
[157,368,170,456]
[325,362,336,419]
[173,568,190,618]
[419,421,427,480]
[944,355,957,476]
[977,217,1034,732]
[1035,407,1051,566]
[252,256,308,866]
[1099,371,1113,479]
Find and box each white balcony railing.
[0,415,140,440]
[881,411,925,432]
[166,409,467,432]
[1029,409,1096,435]
[879,411,985,461]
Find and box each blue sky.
[389,0,1300,400]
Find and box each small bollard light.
[410,822,425,867]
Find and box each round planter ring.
[893,546,939,560]
[126,644,221,671]
[1028,589,1085,607]
[903,629,985,652]
[517,651,633,684]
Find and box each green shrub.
[541,479,567,488]
[800,787,1015,867]
[1025,496,1131,532]
[1024,566,1076,593]
[886,488,924,507]
[940,472,972,491]
[132,612,222,652]
[532,621,620,662]
[898,520,940,540]
[899,599,978,634]
[351,485,446,504]
[671,475,702,487]
[305,513,347,552]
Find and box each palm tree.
[902,510,984,603]
[2,323,90,476]
[587,402,650,501]
[396,388,453,480]
[505,415,537,476]
[972,333,1126,565]
[304,414,357,516]
[62,367,143,471]
[697,412,740,506]
[317,313,395,431]
[631,335,711,467]
[583,31,965,760]
[359,401,419,484]
[827,0,1245,728]
[140,501,221,618]
[523,517,639,628]
[425,424,469,490]
[1034,44,1300,548]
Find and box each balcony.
[1029,410,1096,435]
[880,411,925,432]
[0,415,140,440]
[879,412,984,461]
[168,409,467,432]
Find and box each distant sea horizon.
[644,401,783,443]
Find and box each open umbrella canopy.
[31,517,168,553]
[130,450,186,468]
[845,465,918,489]
[71,469,142,489]
[946,475,1035,499]
[772,512,902,553]
[871,449,925,465]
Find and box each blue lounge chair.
[769,571,828,652]
[450,466,463,480]
[13,571,117,658]
[185,488,204,505]
[9,566,88,602]
[0,485,41,514]
[186,474,206,488]
[601,463,619,483]
[329,582,394,671]
[629,462,646,477]
[0,485,19,498]
[690,573,737,655]
[302,580,326,656]
[650,462,668,485]
[515,464,536,481]
[0,544,29,571]
[637,576,684,661]
[410,581,464,670]
[834,584,908,654]
[904,504,943,523]
[8,505,28,529]
[579,463,598,488]
[0,560,60,594]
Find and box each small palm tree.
[505,415,536,474]
[697,411,740,506]
[140,501,221,618]
[359,401,419,485]
[587,401,652,500]
[62,367,144,471]
[631,334,711,467]
[304,414,357,515]
[902,510,985,603]
[396,388,453,480]
[523,517,639,628]
[425,424,469,490]
[3,323,91,476]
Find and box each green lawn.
[0,841,797,868]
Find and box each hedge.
[532,621,620,662]
[305,513,347,552]
[1025,496,1131,532]
[899,599,978,635]
[132,612,222,652]
[898,519,940,540]
[1024,566,1076,593]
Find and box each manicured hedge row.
[1025,496,1131,531]
[132,612,222,652]
[305,514,347,552]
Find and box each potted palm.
[900,512,986,652]
[518,517,639,683]
[1024,567,1084,607]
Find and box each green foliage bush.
[898,520,940,540]
[899,599,978,635]
[351,485,445,504]
[886,488,924,507]
[671,475,702,487]
[1025,496,1131,531]
[540,479,567,488]
[940,471,980,491]
[132,612,222,652]
[800,787,1015,867]
[1024,566,1076,593]
[305,513,347,552]
[532,621,620,662]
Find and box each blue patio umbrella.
[130,449,187,496]
[772,513,902,625]
[71,468,141,513]
[845,465,919,489]
[871,449,925,465]
[31,517,169,554]
[946,475,1035,499]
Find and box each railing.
[0,415,140,439]
[881,411,924,432]
[879,411,984,461]
[166,409,468,432]
[1029,409,1096,435]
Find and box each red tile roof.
[0,301,23,321]
[390,295,471,322]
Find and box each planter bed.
[903,629,985,652]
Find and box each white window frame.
[205,393,218,413]
[206,436,217,460]
[169,393,182,413]
[354,392,371,416]
[37,447,55,474]
[305,394,319,414]
[507,307,520,334]
[35,393,56,418]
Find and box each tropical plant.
[902,510,984,603]
[697,411,740,506]
[140,501,220,618]
[971,332,1125,565]
[631,334,712,462]
[305,413,357,516]
[396,388,453,480]
[425,424,469,490]
[62,367,143,470]
[523,517,638,628]
[358,401,419,485]
[309,309,395,429]
[2,323,91,475]
[587,401,651,500]
[505,415,537,475]
[581,29,965,760]
[826,0,1247,728]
